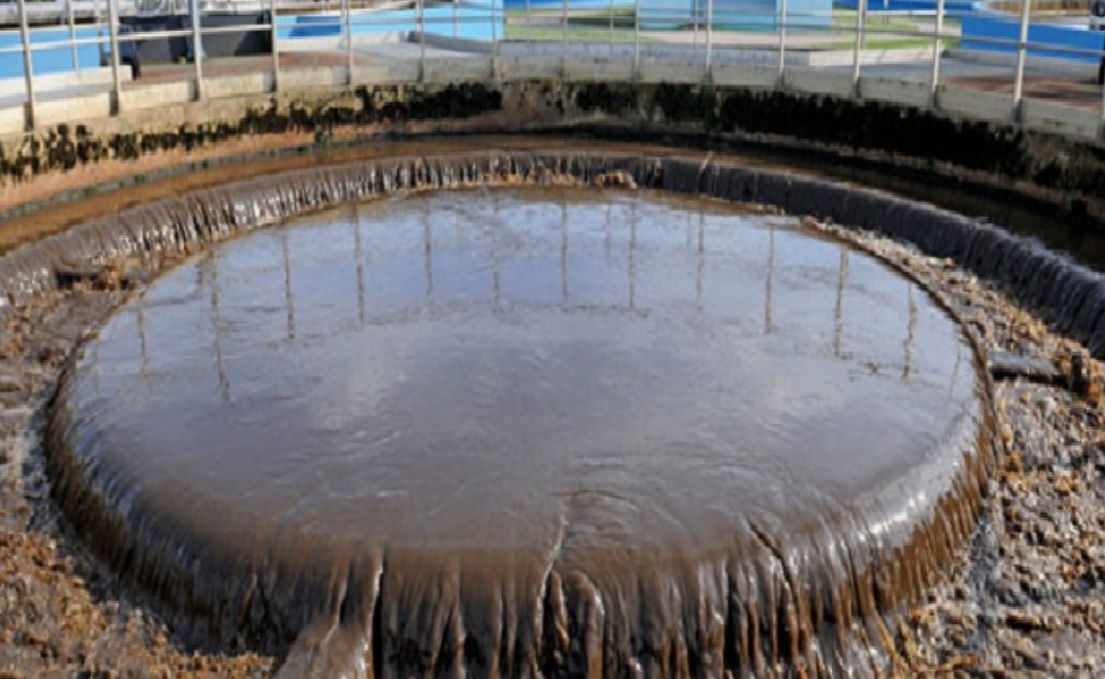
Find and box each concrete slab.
[805,46,937,68]
[423,57,493,83]
[1021,98,1102,139]
[938,84,1016,125]
[281,66,349,90]
[204,72,270,100]
[499,57,562,81]
[0,67,128,97]
[0,103,24,135]
[711,63,778,88]
[563,59,635,83]
[784,69,856,97]
[351,64,393,85]
[36,91,111,127]
[860,75,932,108]
[120,80,194,111]
[637,61,706,85]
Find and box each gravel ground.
[817,221,1105,679]
[0,182,1102,677]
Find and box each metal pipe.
[271,0,280,92]
[1100,38,1105,121]
[454,0,459,38]
[693,0,699,51]
[705,0,713,74]
[418,0,425,82]
[345,0,353,84]
[191,0,204,100]
[68,0,79,73]
[851,0,866,92]
[1013,0,1031,109]
[492,0,499,69]
[17,0,34,130]
[930,0,944,107]
[633,0,640,77]
[562,0,568,75]
[107,0,122,113]
[609,0,615,53]
[777,0,787,83]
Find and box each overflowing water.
[48,186,985,679]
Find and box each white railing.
[2,0,1104,135]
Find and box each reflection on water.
[78,187,975,546]
[58,187,983,678]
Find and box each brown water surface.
[54,187,981,678]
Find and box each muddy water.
[48,187,983,678]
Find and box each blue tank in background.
[279,0,505,42]
[959,7,1105,65]
[502,0,634,8]
[833,0,975,11]
[638,0,832,31]
[0,27,101,80]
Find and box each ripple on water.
[51,187,983,678]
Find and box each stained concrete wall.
[5,66,1105,277]
[3,55,1104,140]
[7,76,1102,198]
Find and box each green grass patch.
[832,10,923,33]
[504,25,648,41]
[819,37,961,50]
[571,8,638,27]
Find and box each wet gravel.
[816,220,1105,679]
[0,187,1102,678]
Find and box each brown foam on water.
[16,152,1002,679]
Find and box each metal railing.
[3,0,1105,133]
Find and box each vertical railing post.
[454,0,459,38]
[851,0,866,94]
[777,0,787,84]
[191,0,204,100]
[418,0,426,82]
[609,0,615,53]
[344,0,354,84]
[1013,0,1031,114]
[1100,44,1105,123]
[107,0,122,113]
[705,0,713,75]
[68,0,79,72]
[693,0,699,53]
[929,0,944,108]
[93,0,105,93]
[270,0,280,92]
[633,0,640,78]
[492,0,500,78]
[562,0,568,75]
[17,0,35,131]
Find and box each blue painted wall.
[502,0,636,8]
[0,27,102,80]
[639,0,833,31]
[960,14,1105,64]
[279,0,505,42]
[833,0,976,12]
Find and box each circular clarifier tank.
[50,187,986,678]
